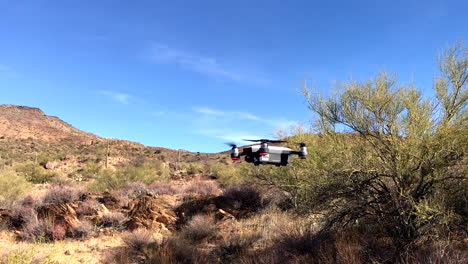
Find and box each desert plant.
[15,162,57,184]
[215,233,261,263]
[208,163,241,184]
[42,185,80,204]
[17,218,59,242]
[75,200,99,217]
[146,237,212,264]
[0,169,32,209]
[183,180,221,195]
[122,228,155,251]
[179,214,218,243]
[89,165,164,192]
[78,161,102,180]
[0,247,54,264]
[255,41,468,251]
[223,185,263,210]
[120,182,150,199]
[102,212,127,228]
[69,220,93,239]
[148,182,175,195]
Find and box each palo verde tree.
[284,41,467,246]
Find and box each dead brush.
[145,237,213,264]
[42,185,80,204]
[102,212,127,228]
[183,180,221,195]
[215,232,261,263]
[122,228,156,251]
[179,214,218,243]
[223,184,262,210]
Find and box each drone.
[227,139,307,166]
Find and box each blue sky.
[0,0,467,152]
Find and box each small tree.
[299,41,467,245]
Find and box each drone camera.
[299,143,308,159]
[259,142,269,156]
[230,145,240,160]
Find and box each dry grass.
[42,185,80,204]
[183,180,221,195]
[179,214,218,243]
[122,228,155,251]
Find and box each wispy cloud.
[193,107,261,121]
[193,106,294,129]
[148,43,269,84]
[198,129,263,144]
[100,90,131,104]
[192,106,297,144]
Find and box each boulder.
[126,194,176,232]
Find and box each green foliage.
[88,165,167,192]
[15,162,57,184]
[178,162,204,175]
[258,41,468,245]
[208,163,242,184]
[0,247,54,264]
[36,152,65,166]
[0,169,31,208]
[76,161,102,180]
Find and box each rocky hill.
[0,105,100,144]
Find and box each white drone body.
[229,139,307,166]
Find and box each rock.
[44,160,60,170]
[126,194,176,232]
[36,203,80,231]
[97,192,120,210]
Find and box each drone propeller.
[242,139,287,143]
[225,142,237,148]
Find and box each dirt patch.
[125,194,176,233]
[174,195,257,228]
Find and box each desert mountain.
[0,104,101,144]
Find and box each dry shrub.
[183,180,221,195]
[69,220,93,239]
[122,228,155,251]
[274,228,336,263]
[102,212,127,228]
[146,237,213,264]
[10,205,37,229]
[42,185,80,204]
[334,228,364,264]
[17,218,61,242]
[399,240,468,264]
[215,233,261,263]
[102,247,134,264]
[223,185,262,210]
[75,200,99,217]
[148,182,175,195]
[120,182,150,199]
[179,214,218,243]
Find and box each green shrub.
[88,165,165,192]
[15,162,57,184]
[77,161,102,180]
[0,169,31,208]
[0,247,54,264]
[178,162,204,175]
[208,163,241,184]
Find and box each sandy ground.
[0,230,124,264]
